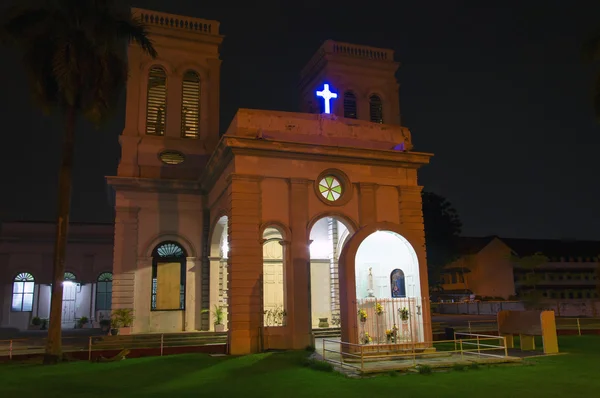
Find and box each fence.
[0,333,227,361]
[356,297,429,345]
[457,317,600,336]
[320,332,509,373]
[434,300,600,317]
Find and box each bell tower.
[299,40,402,126]
[118,8,223,180]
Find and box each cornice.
[106,176,201,194]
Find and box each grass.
[0,336,598,398]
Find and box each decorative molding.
[107,176,201,194]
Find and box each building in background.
[440,236,600,302]
[0,221,113,330]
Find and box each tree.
[511,252,549,310]
[421,191,463,293]
[596,258,600,298]
[1,0,156,364]
[582,29,600,121]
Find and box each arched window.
[96,272,113,311]
[343,91,357,119]
[390,269,406,298]
[181,70,200,139]
[64,271,76,281]
[12,273,34,312]
[151,241,187,311]
[146,66,168,136]
[369,94,383,124]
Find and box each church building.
[107,8,433,355]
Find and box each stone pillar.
[227,175,262,355]
[208,256,221,330]
[166,72,183,138]
[398,185,432,342]
[358,183,378,227]
[185,257,201,331]
[111,207,139,326]
[288,179,313,349]
[206,58,222,151]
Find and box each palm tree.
[583,30,600,121]
[1,0,157,364]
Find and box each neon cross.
[316,84,338,114]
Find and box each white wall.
[310,260,332,327]
[355,231,422,300]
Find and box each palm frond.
[116,17,157,58]
[0,6,52,45]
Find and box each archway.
[208,216,229,331]
[262,227,285,326]
[309,216,355,329]
[339,223,427,346]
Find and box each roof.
[457,236,497,255]
[458,236,600,259]
[499,238,600,259]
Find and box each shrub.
[418,365,433,375]
[453,364,467,371]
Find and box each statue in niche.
[391,269,406,298]
[367,267,375,298]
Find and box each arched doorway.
[62,272,78,328]
[309,216,355,329]
[339,223,427,346]
[151,241,187,312]
[208,216,229,331]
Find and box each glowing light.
[316,84,338,114]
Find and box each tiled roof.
[457,236,497,255]
[499,238,600,259]
[458,236,600,259]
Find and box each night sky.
[1,0,599,240]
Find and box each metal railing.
[461,317,600,335]
[320,333,509,373]
[0,333,227,361]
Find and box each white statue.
[367,267,374,297]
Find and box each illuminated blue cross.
[316,83,338,114]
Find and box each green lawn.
[1,336,598,398]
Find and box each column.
[111,207,139,328]
[206,58,222,150]
[398,185,432,342]
[208,256,221,330]
[227,175,262,355]
[166,72,183,138]
[358,183,378,227]
[185,257,201,331]
[288,179,313,349]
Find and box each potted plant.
[361,332,372,345]
[399,307,410,323]
[29,316,42,330]
[77,316,89,329]
[358,308,367,323]
[111,308,134,335]
[99,319,111,333]
[202,305,225,332]
[40,318,48,330]
[375,302,384,316]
